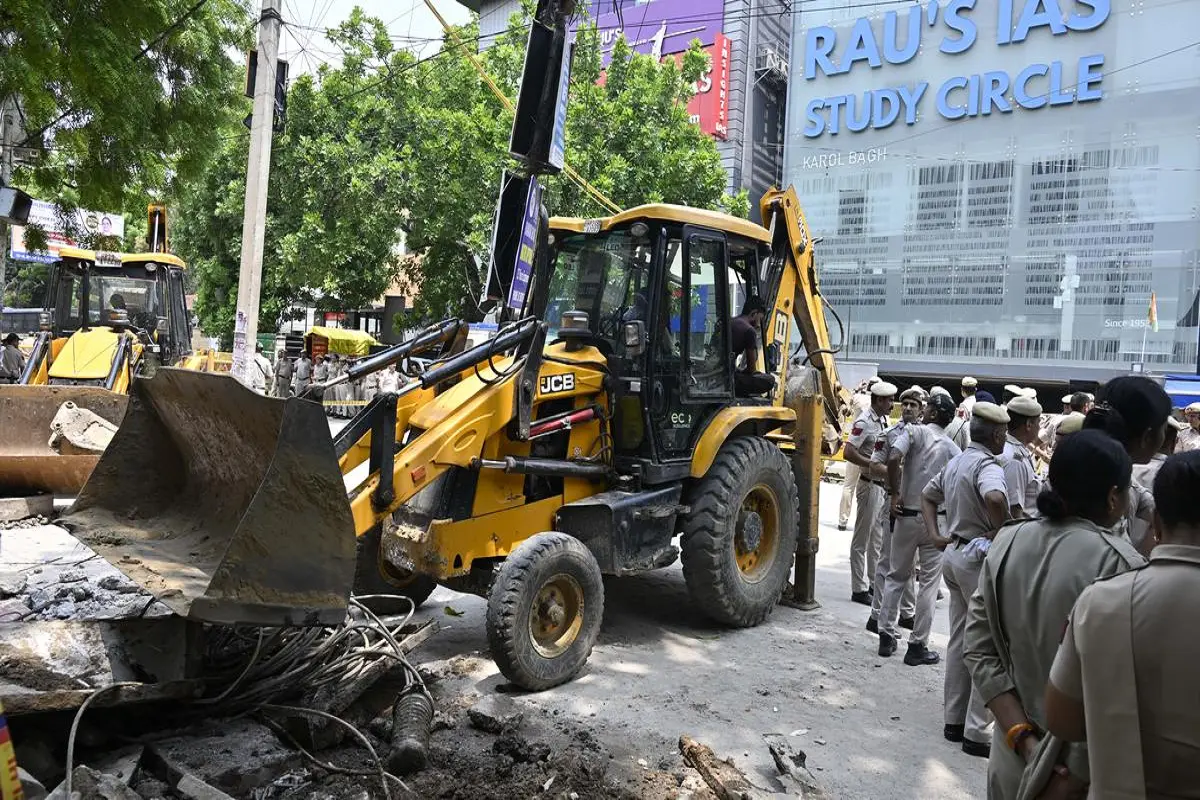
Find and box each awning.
[1163,374,1200,408]
[305,325,379,357]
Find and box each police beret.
[1187,402,1200,414]
[1057,412,1086,435]
[899,387,924,402]
[1006,396,1042,418]
[930,386,951,398]
[1061,394,1074,404]
[962,376,978,388]
[867,376,881,387]
[871,381,898,397]
[1004,384,1022,396]
[1168,416,1188,431]
[972,401,1009,424]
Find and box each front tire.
[486,532,604,691]
[681,436,800,627]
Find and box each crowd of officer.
[838,374,1200,796]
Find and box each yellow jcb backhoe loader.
[60,186,848,691]
[0,207,223,494]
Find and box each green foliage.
[177,9,742,342]
[1,0,252,212]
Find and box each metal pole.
[231,0,282,385]
[0,95,14,311]
[785,392,823,610]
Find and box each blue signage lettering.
[800,0,1111,138]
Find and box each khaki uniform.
[921,442,1008,744]
[944,415,970,451]
[964,518,1144,799]
[847,407,889,595]
[1132,453,1167,491]
[1001,435,1040,515]
[1049,544,1200,798]
[840,391,872,526]
[959,394,977,421]
[880,422,959,643]
[1175,426,1200,453]
[870,420,917,621]
[1124,480,1156,554]
[0,344,24,382]
[273,357,294,397]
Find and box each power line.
[133,0,212,61]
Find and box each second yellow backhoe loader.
[0,206,225,494]
[61,185,848,690]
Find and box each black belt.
[895,508,920,517]
[951,535,976,547]
[864,479,888,488]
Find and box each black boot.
[865,616,879,634]
[898,615,915,630]
[878,632,897,657]
[903,641,941,666]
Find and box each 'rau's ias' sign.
[800,0,1110,138]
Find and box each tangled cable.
[64,595,429,800]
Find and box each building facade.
[463,0,791,220]
[784,0,1200,382]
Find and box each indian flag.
[1149,292,1159,333]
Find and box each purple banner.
[508,177,542,312]
[576,0,723,65]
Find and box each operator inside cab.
[731,296,775,397]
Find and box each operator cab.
[48,248,193,366]
[547,206,776,482]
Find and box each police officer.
[273,350,293,398]
[842,380,897,604]
[866,386,922,635]
[878,392,961,664]
[921,401,1011,757]
[958,376,979,420]
[839,378,878,531]
[1177,402,1200,453]
[1002,395,1042,518]
[294,351,313,394]
[1046,450,1200,797]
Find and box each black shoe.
[899,615,915,630]
[962,739,990,758]
[944,724,965,743]
[850,591,871,606]
[903,642,941,666]
[837,523,848,531]
[878,632,897,657]
[865,616,878,634]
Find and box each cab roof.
[551,203,771,245]
[55,246,185,269]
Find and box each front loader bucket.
[0,385,129,495]
[60,368,357,627]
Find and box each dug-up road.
[414,481,987,800]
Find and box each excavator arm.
[760,186,850,435]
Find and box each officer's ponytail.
[1036,430,1132,522]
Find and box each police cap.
[972,401,1009,424]
[871,381,898,398]
[962,376,978,388]
[1006,396,1042,418]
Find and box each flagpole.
[1141,324,1148,364]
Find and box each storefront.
[784,0,1200,382]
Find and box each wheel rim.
[735,484,780,582]
[529,573,585,659]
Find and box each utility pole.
[0,95,15,311]
[231,0,282,385]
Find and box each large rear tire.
[486,532,604,691]
[353,524,437,613]
[681,436,799,627]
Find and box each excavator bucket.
[60,368,357,627]
[0,386,130,495]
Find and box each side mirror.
[765,342,781,373]
[623,320,646,358]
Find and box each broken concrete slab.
[467,695,525,734]
[679,735,770,800]
[0,571,27,598]
[0,618,198,715]
[0,494,53,523]
[46,765,142,800]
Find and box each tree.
[1,0,251,212]
[176,10,744,343]
[400,16,747,319]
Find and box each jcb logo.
[539,373,576,394]
[773,310,789,346]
